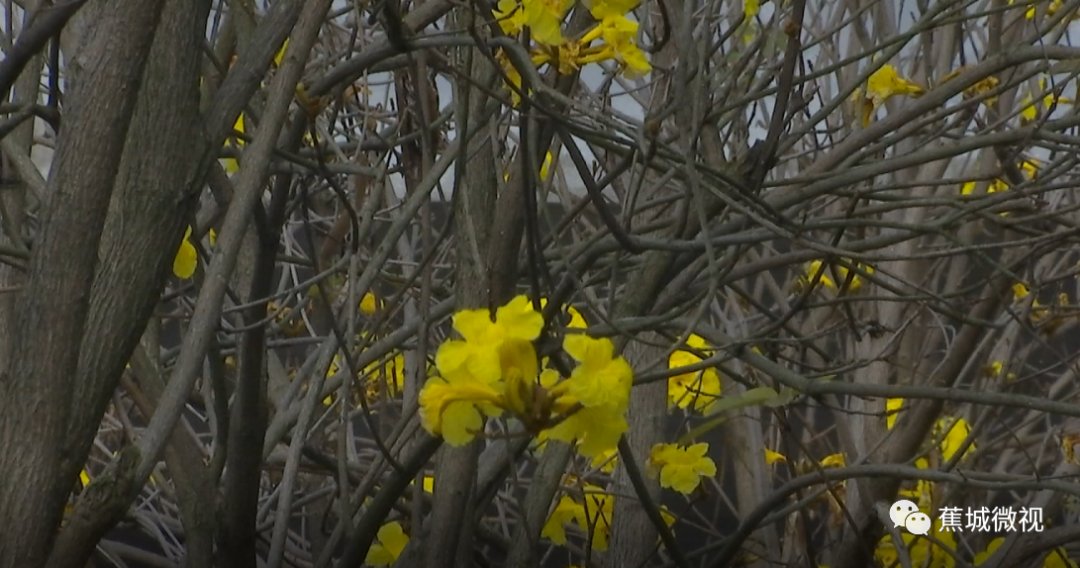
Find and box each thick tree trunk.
[0,2,166,566]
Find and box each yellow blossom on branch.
[360,291,382,315]
[418,296,543,444]
[223,113,245,174]
[874,518,957,568]
[542,494,584,546]
[542,483,615,550]
[1020,77,1072,122]
[886,397,904,429]
[542,334,633,457]
[800,259,874,294]
[173,226,199,279]
[575,15,651,76]
[494,0,527,35]
[667,333,722,413]
[960,157,1038,197]
[584,0,639,20]
[436,295,544,382]
[936,416,976,462]
[764,448,787,465]
[854,64,925,126]
[649,442,717,495]
[522,0,574,45]
[819,453,845,468]
[365,521,409,566]
[419,296,632,457]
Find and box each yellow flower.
[1020,77,1072,122]
[542,485,615,550]
[173,226,198,279]
[764,448,787,465]
[360,291,381,315]
[584,0,639,20]
[539,150,555,181]
[542,335,632,458]
[420,298,547,445]
[435,295,544,382]
[418,373,504,445]
[960,158,1038,198]
[967,75,1000,106]
[875,518,956,568]
[365,521,409,566]
[936,416,975,462]
[521,0,574,45]
[577,485,614,551]
[544,404,628,458]
[493,0,526,35]
[539,297,588,329]
[558,335,632,409]
[364,351,407,399]
[801,259,874,294]
[591,447,619,472]
[273,39,289,68]
[542,494,582,545]
[667,334,722,413]
[1044,547,1080,568]
[223,113,245,173]
[649,442,717,495]
[589,16,651,76]
[1013,282,1031,301]
[819,453,845,468]
[886,397,904,430]
[895,457,933,510]
[857,64,925,126]
[496,50,524,106]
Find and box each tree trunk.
[0,3,166,565]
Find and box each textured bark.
[0,0,43,405]
[606,346,668,568]
[61,0,209,495]
[0,2,165,565]
[218,135,295,568]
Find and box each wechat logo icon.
[890,499,931,536]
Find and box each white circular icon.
[890,499,919,528]
[904,511,932,535]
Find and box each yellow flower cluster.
[887,398,976,463]
[419,295,633,458]
[1010,281,1077,333]
[492,0,651,104]
[648,442,717,495]
[541,480,676,551]
[874,517,957,568]
[881,399,975,565]
[960,158,1039,197]
[1020,77,1072,122]
[542,484,615,550]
